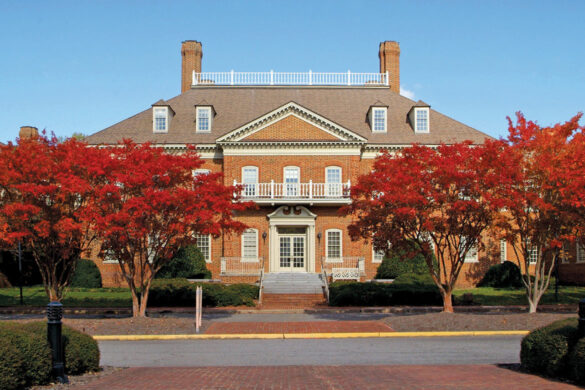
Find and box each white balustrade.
[193,71,389,87]
[220,257,264,276]
[321,256,366,281]
[234,181,351,201]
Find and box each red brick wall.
[244,115,339,141]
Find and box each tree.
[488,113,583,312]
[0,134,106,301]
[93,140,249,317]
[345,142,496,312]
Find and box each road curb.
[93,330,530,341]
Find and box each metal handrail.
[319,256,330,304]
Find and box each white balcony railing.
[193,71,389,87]
[234,181,351,203]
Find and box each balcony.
[234,181,351,205]
[193,71,389,87]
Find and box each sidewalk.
[68,365,581,390]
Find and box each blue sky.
[1,0,584,143]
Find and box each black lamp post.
[47,302,68,383]
[579,298,585,339]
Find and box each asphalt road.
[99,336,522,367]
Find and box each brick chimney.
[181,40,202,93]
[379,41,400,93]
[19,126,39,139]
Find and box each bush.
[148,278,258,307]
[156,246,211,279]
[0,323,52,388]
[477,261,523,288]
[62,326,100,375]
[329,273,441,307]
[569,337,585,384]
[374,244,432,279]
[0,337,26,390]
[70,259,102,288]
[520,318,580,377]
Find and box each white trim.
[153,107,169,133]
[195,234,212,263]
[500,239,507,263]
[196,106,212,133]
[222,145,362,156]
[325,229,343,262]
[371,107,387,133]
[216,102,367,143]
[241,228,259,262]
[372,247,384,263]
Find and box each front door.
[278,227,306,272]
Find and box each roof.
[85,87,491,146]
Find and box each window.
[577,241,585,263]
[242,229,258,261]
[196,107,212,132]
[242,166,258,197]
[372,248,384,263]
[102,249,119,264]
[153,107,168,133]
[195,234,211,263]
[326,229,342,261]
[500,239,507,263]
[461,236,478,263]
[371,107,387,132]
[414,108,429,133]
[193,169,210,177]
[526,239,539,265]
[284,166,300,197]
[561,242,570,264]
[325,166,342,197]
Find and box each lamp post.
[47,302,68,383]
[18,240,23,305]
[579,298,585,339]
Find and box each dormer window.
[196,106,212,132]
[371,107,387,133]
[415,108,429,133]
[153,107,169,133]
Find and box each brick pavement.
[205,320,393,334]
[71,365,581,389]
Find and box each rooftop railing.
[192,71,389,87]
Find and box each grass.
[0,286,131,307]
[453,285,585,306]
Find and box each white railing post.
[385,71,389,86]
[270,180,274,199]
[347,70,351,85]
[309,180,313,199]
[192,70,197,86]
[231,69,234,85]
[270,70,274,85]
[309,70,312,85]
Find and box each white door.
[277,227,306,272]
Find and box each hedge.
[156,246,211,279]
[329,273,442,307]
[477,261,523,288]
[520,318,584,383]
[148,278,259,307]
[70,259,102,288]
[0,321,99,388]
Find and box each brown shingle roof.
[85,87,491,145]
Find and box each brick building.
[84,40,517,292]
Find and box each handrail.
[258,269,265,305]
[319,256,330,304]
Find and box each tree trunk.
[528,300,538,314]
[138,286,150,317]
[441,290,454,313]
[130,289,140,317]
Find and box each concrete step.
[262,273,325,295]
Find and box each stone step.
[261,293,326,309]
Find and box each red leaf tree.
[93,141,249,317]
[0,135,107,301]
[488,113,584,312]
[345,143,497,312]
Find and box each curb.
[93,330,530,341]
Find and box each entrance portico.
[268,206,316,273]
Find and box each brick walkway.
[71,365,581,389]
[205,320,393,334]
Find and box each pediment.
[268,206,317,220]
[216,102,366,144]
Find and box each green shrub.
[62,326,100,375]
[569,337,585,384]
[0,323,52,387]
[520,318,579,377]
[148,278,258,307]
[0,337,26,390]
[70,259,102,288]
[156,246,211,279]
[374,244,431,279]
[329,273,441,307]
[477,261,523,288]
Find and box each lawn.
[453,285,585,306]
[0,286,131,307]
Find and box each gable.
[242,114,342,142]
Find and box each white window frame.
[561,242,570,264]
[577,241,585,264]
[414,107,430,133]
[372,247,384,263]
[242,166,259,197]
[325,229,343,262]
[193,169,210,177]
[462,236,479,263]
[371,107,387,133]
[325,166,342,197]
[153,107,169,133]
[195,234,212,263]
[196,106,212,133]
[102,249,119,264]
[526,240,539,265]
[241,228,259,262]
[283,166,300,197]
[500,239,507,263]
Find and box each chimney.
[19,126,39,139]
[181,40,202,93]
[379,41,400,93]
